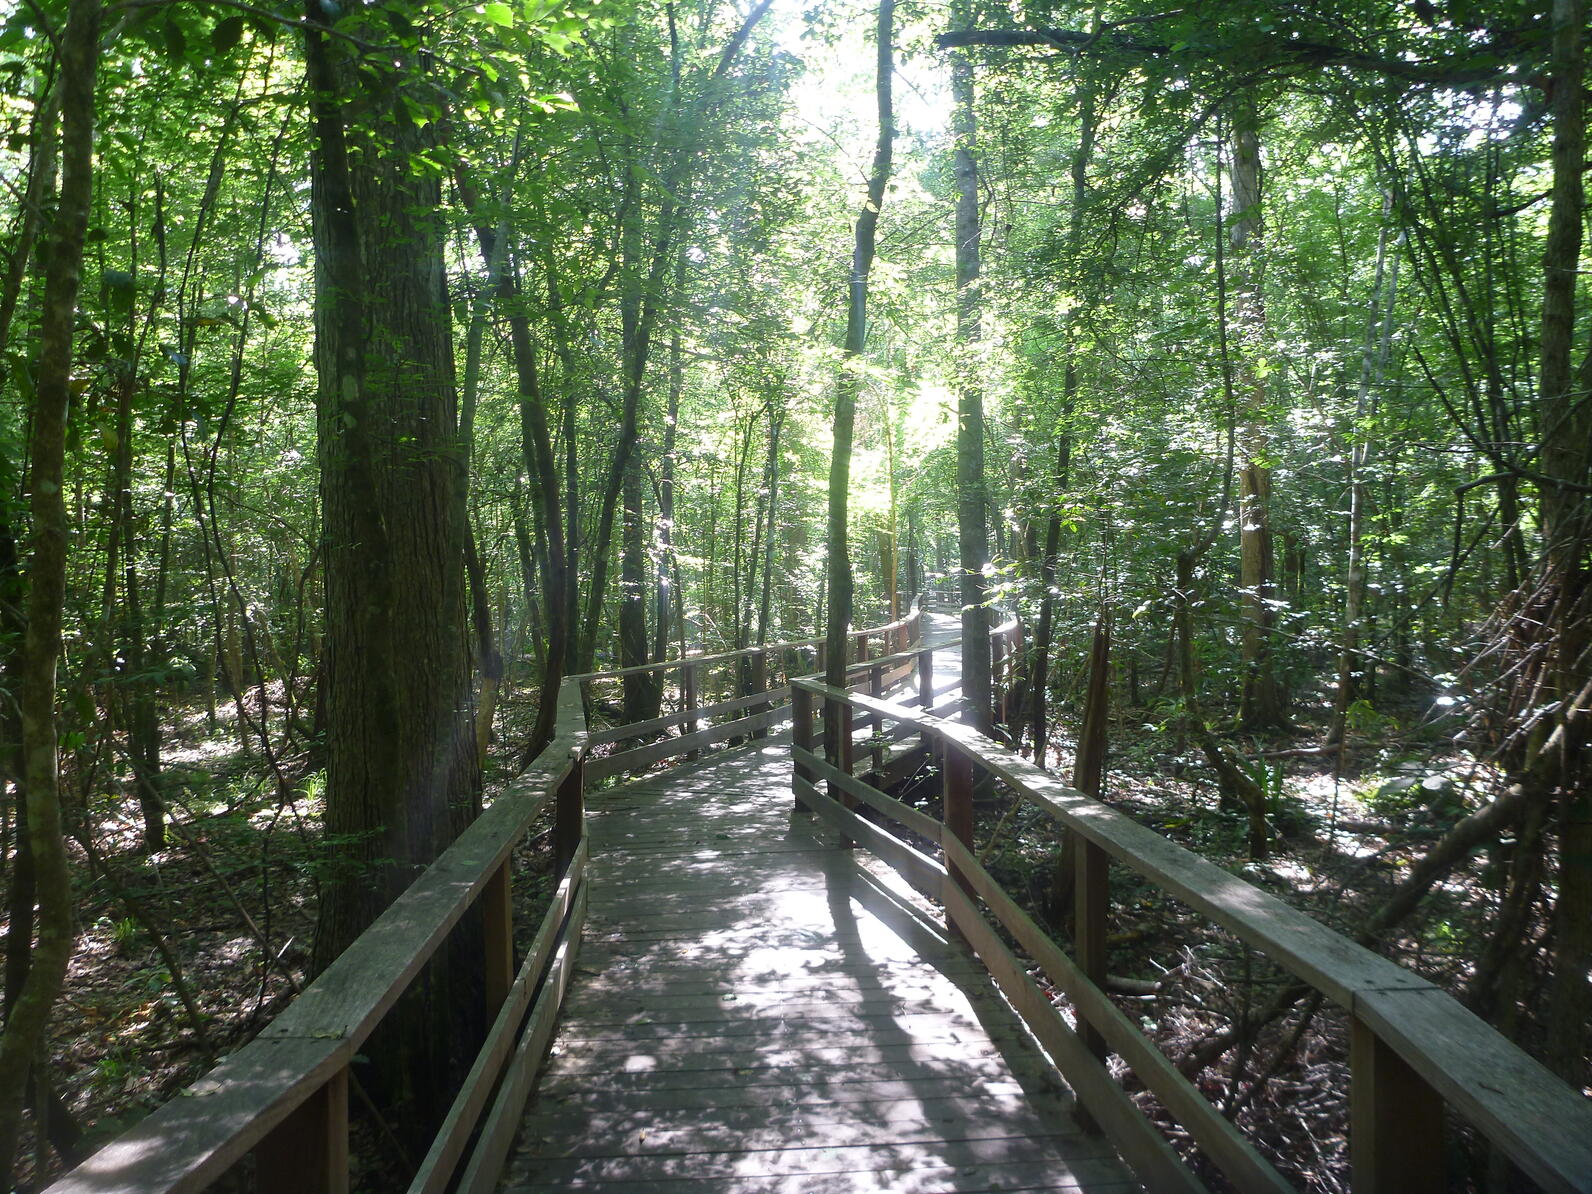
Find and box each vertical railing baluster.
[555,755,584,874]
[942,745,974,939]
[1074,837,1108,1063]
[683,662,700,760]
[482,860,514,1014]
[792,684,815,814]
[1350,1018,1443,1194]
[869,662,886,774]
[825,693,856,849]
[256,1067,348,1194]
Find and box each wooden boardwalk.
[499,631,1138,1193]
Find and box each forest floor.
[7,683,1501,1192]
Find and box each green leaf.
[211,15,245,54]
[480,2,514,25]
[160,15,188,60]
[383,6,414,37]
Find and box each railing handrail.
[568,609,922,683]
[789,674,1592,1194]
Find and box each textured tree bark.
[824,0,894,708]
[951,13,991,734]
[465,522,503,766]
[1536,0,1590,1089]
[304,0,481,1130]
[0,0,100,1179]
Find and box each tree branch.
[935,25,1540,88]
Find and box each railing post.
[991,630,1007,726]
[681,661,698,730]
[682,662,700,760]
[942,745,975,938]
[825,693,855,848]
[1350,1018,1443,1194]
[1075,837,1108,1062]
[751,650,770,739]
[256,1066,348,1194]
[482,860,514,1014]
[792,684,815,814]
[852,631,867,664]
[868,663,886,774]
[917,647,934,710]
[555,755,584,873]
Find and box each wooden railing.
[43,610,922,1194]
[580,607,923,783]
[789,653,1592,1194]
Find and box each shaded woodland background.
[0,0,1587,1187]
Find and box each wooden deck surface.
[500,621,1136,1193]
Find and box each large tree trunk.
[304,0,480,1131]
[951,11,991,733]
[0,0,100,1179]
[1536,0,1590,1088]
[824,0,894,704]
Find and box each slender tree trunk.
[507,300,568,760]
[824,0,894,709]
[1330,196,1399,744]
[1028,77,1095,763]
[455,163,569,762]
[0,0,100,1179]
[465,522,503,766]
[757,409,784,646]
[951,10,991,733]
[652,299,684,674]
[1230,97,1287,730]
[581,1,774,679]
[616,192,654,719]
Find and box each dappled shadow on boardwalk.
[498,642,1136,1193]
